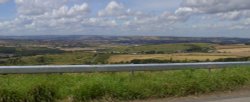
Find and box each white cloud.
[82,18,118,27]
[98,1,125,16]
[1,0,178,35]
[0,0,8,4]
[177,0,250,21]
[216,10,250,20]
[175,0,250,32]
[181,0,250,14]
[0,1,92,35]
[15,0,68,15]
[2,0,250,37]
[175,7,199,21]
[48,3,90,18]
[0,0,182,36]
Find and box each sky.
[1,0,250,38]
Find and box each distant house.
[175,50,185,53]
[81,48,96,52]
[111,51,121,54]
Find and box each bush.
[0,89,24,102]
[73,82,107,102]
[0,68,250,102]
[27,84,58,102]
[214,57,250,62]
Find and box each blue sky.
[0,0,250,38]
[0,0,16,20]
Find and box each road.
[132,87,250,102]
[207,97,250,102]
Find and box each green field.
[3,43,250,65]
[0,52,112,65]
[0,43,215,65]
[0,47,64,56]
[0,66,250,102]
[102,43,213,54]
[0,52,93,65]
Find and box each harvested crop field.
[215,44,250,56]
[108,53,236,63]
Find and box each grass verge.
[0,66,250,102]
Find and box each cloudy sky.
[1,0,250,37]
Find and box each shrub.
[0,67,250,102]
[27,84,58,102]
[73,82,107,102]
[0,89,24,102]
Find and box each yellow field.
[59,47,96,52]
[215,44,250,49]
[108,44,250,63]
[108,53,236,63]
[215,44,250,56]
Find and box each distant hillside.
[1,35,250,45]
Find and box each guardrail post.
[7,76,10,86]
[131,71,135,76]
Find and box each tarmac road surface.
[207,97,250,102]
[132,87,250,102]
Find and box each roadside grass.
[0,66,250,102]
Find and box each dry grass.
[108,53,236,63]
[108,44,250,63]
[215,44,250,49]
[217,48,250,53]
[59,47,96,51]
[215,44,250,56]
